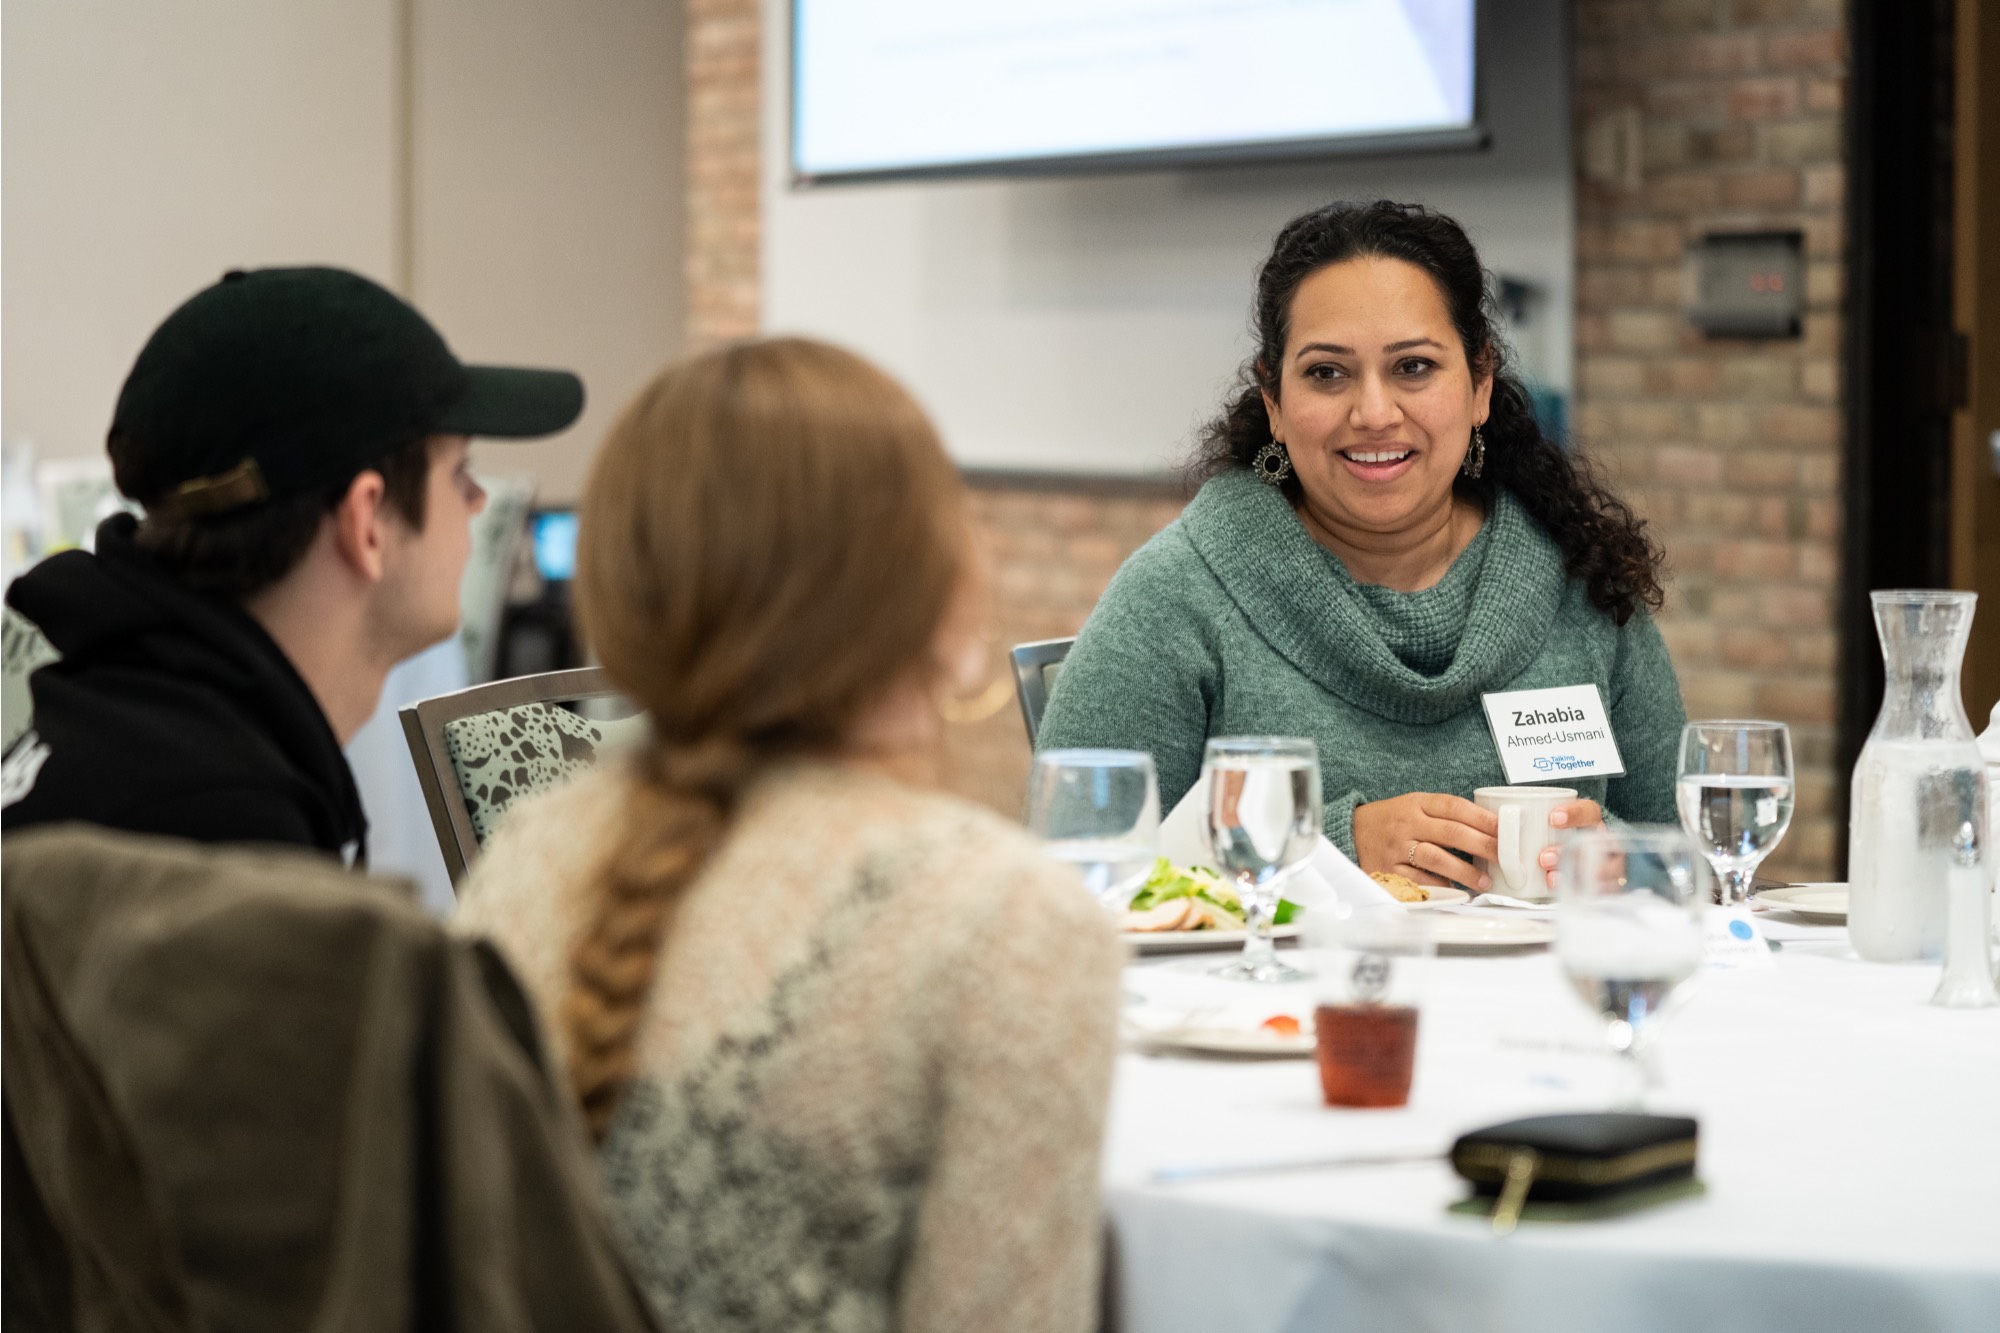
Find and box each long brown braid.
[563,338,968,1139]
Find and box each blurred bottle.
[1979,701,2000,941]
[1848,592,1985,963]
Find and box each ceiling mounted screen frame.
[790,0,1489,188]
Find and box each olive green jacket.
[3,825,656,1333]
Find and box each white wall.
[763,0,1572,477]
[414,0,684,501]
[3,1,404,462]
[2,0,684,502]
[3,0,685,907]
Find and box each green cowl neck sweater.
[1036,469,1687,857]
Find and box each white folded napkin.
[1159,774,1394,911]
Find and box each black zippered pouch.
[1450,1113,1699,1231]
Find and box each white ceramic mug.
[1473,786,1579,899]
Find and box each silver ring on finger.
[1406,840,1423,868]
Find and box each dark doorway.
[1837,0,1964,870]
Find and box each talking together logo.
[1349,953,1392,1002]
[1532,754,1593,773]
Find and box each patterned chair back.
[400,668,645,888]
[3,606,61,755]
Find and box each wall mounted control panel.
[1689,231,1804,339]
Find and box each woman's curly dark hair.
[1190,200,1664,625]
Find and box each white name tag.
[1480,684,1626,785]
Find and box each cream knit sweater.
[454,759,1122,1333]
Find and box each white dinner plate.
[1124,1017,1316,1058]
[1127,923,1304,955]
[1754,882,1848,923]
[1401,885,1471,910]
[1429,915,1555,952]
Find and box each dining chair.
[398,667,647,888]
[3,606,60,755]
[1008,636,1075,745]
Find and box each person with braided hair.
[1038,199,1687,894]
[452,337,1121,1333]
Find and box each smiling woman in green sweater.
[1038,201,1686,893]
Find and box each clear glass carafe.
[1848,591,1987,963]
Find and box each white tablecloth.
[1103,924,2000,1333]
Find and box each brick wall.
[684,0,760,348]
[679,4,1187,813]
[687,0,1850,878]
[1575,0,1847,881]
[941,481,1186,816]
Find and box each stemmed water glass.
[1025,749,1161,912]
[1203,736,1320,983]
[1675,720,1795,905]
[1556,827,1710,1107]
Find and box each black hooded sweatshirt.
[3,514,368,862]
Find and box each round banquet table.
[1100,915,2000,1333]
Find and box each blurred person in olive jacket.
[3,824,657,1332]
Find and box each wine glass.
[1203,736,1320,983]
[1556,827,1709,1107]
[1675,720,1795,905]
[1025,749,1160,912]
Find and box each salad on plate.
[1121,859,1300,934]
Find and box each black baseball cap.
[111,266,585,517]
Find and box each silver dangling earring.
[1252,439,1293,486]
[1462,424,1486,479]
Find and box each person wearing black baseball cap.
[3,267,585,861]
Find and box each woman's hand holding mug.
[1471,787,1594,897]
[1353,793,1498,893]
[1536,799,1603,887]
